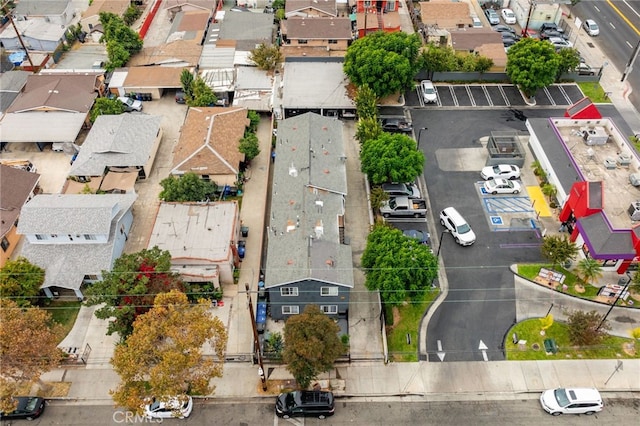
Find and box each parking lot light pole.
[435,229,450,259]
[417,127,427,150]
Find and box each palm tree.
[541,235,579,269]
[575,258,603,287]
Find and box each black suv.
[275,391,335,419]
[381,118,413,133]
[539,22,564,34]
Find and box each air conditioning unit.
[628,201,640,220]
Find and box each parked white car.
[583,19,599,36]
[547,37,573,50]
[501,8,516,25]
[540,388,603,416]
[484,178,521,194]
[117,96,143,112]
[143,396,193,419]
[440,207,476,246]
[420,80,437,103]
[480,164,521,180]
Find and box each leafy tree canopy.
[99,12,143,70]
[506,38,560,98]
[111,290,227,412]
[0,299,63,386]
[0,257,45,307]
[567,309,609,347]
[188,77,217,107]
[361,222,437,305]
[555,48,581,81]
[85,247,186,339]
[360,133,424,184]
[282,305,344,389]
[355,84,378,120]
[420,44,458,80]
[355,116,383,146]
[90,97,125,122]
[159,172,218,202]
[249,43,282,71]
[344,32,421,98]
[239,133,260,161]
[180,69,195,100]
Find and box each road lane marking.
[607,0,640,36]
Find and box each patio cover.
[0,112,86,143]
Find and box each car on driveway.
[118,96,143,112]
[539,29,568,40]
[485,8,500,25]
[539,22,564,34]
[493,24,516,35]
[501,8,516,24]
[547,37,573,49]
[484,178,521,194]
[480,164,521,180]
[0,397,46,421]
[420,80,437,103]
[583,19,599,36]
[575,63,596,75]
[403,229,431,245]
[381,182,421,199]
[540,388,603,416]
[381,118,413,133]
[143,396,193,419]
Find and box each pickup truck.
[380,196,427,218]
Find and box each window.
[328,39,337,44]
[321,305,338,314]
[281,287,299,296]
[0,237,9,252]
[84,234,96,240]
[320,287,338,296]
[297,39,308,44]
[35,234,45,240]
[282,306,299,315]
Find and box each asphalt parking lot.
[408,83,585,108]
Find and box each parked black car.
[493,24,516,35]
[381,118,413,133]
[275,391,335,419]
[0,397,46,421]
[539,29,568,40]
[539,22,564,34]
[175,90,186,104]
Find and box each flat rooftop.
[553,118,640,229]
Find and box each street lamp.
[596,272,632,331]
[417,127,428,150]
[435,229,450,259]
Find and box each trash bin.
[241,226,249,238]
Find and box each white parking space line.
[542,87,556,106]
[482,85,494,107]
[466,85,476,107]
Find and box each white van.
[540,388,603,416]
[439,207,476,246]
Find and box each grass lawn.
[387,289,440,362]
[577,82,612,103]
[45,300,81,344]
[518,264,602,299]
[505,318,639,360]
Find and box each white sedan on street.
[484,178,521,194]
[480,164,521,180]
[143,396,193,419]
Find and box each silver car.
[420,80,437,104]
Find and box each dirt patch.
[14,381,71,397]
[255,379,296,396]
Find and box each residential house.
[236,0,270,10]
[509,0,561,31]
[68,114,163,182]
[419,0,474,30]
[171,106,250,186]
[17,193,137,299]
[165,0,220,21]
[265,112,353,325]
[14,0,75,26]
[107,66,183,99]
[280,59,355,119]
[280,17,353,56]
[0,19,69,53]
[80,0,130,37]
[147,201,242,287]
[0,74,102,149]
[128,9,211,67]
[0,165,40,267]
[285,0,338,18]
[449,30,507,70]
[0,71,29,115]
[355,0,401,39]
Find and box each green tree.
[475,56,494,74]
[159,172,218,202]
[111,291,227,413]
[282,305,344,389]
[506,38,560,99]
[369,187,389,211]
[0,299,64,393]
[540,235,579,268]
[0,257,45,307]
[90,97,125,122]
[85,247,186,339]
[567,309,609,347]
[264,331,284,360]
[555,48,581,81]
[360,133,424,185]
[123,4,142,26]
[355,84,378,120]
[355,117,383,146]
[105,40,131,70]
[361,222,437,305]
[188,77,217,107]
[239,132,260,161]
[420,44,458,80]
[248,43,282,70]
[247,110,261,132]
[99,12,143,70]
[180,69,195,100]
[457,54,477,72]
[575,258,603,287]
[344,32,421,98]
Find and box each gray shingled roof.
[17,193,134,235]
[15,0,71,16]
[265,113,352,289]
[69,114,162,176]
[19,193,137,291]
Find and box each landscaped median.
[506,264,640,361]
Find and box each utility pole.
[245,283,268,391]
[2,2,36,71]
